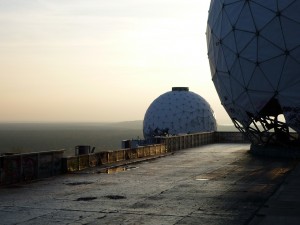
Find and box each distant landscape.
[0,121,237,156]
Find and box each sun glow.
[0,0,230,123]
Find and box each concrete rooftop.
[0,143,299,225]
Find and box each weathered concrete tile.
[0,208,52,225]
[86,212,180,225]
[175,214,246,225]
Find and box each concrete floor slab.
[0,144,298,225]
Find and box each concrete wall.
[63,144,167,172]
[215,131,249,143]
[0,150,64,186]
[160,131,249,151]
[159,132,215,151]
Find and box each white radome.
[143,87,216,139]
[207,0,300,136]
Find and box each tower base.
[250,144,300,159]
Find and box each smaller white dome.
[143,87,216,139]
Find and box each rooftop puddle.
[97,166,138,174]
[195,174,211,181]
[104,195,126,200]
[65,181,94,186]
[76,197,97,201]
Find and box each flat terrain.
[0,122,236,155]
[0,122,144,155]
[0,144,297,225]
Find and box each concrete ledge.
[73,151,174,174]
[0,150,65,186]
[62,144,167,172]
[64,132,249,173]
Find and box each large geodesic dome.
[143,87,216,139]
[207,0,300,145]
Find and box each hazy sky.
[0,0,231,124]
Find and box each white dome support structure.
[206,0,300,147]
[143,87,216,139]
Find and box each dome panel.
[230,59,244,85]
[282,1,300,23]
[239,59,256,87]
[223,1,245,25]
[248,67,275,92]
[220,12,233,38]
[259,55,286,90]
[212,11,224,38]
[278,0,296,11]
[235,92,256,115]
[213,74,232,104]
[216,46,229,72]
[228,101,252,126]
[235,30,255,54]
[249,2,276,30]
[215,73,233,101]
[281,17,300,50]
[235,3,256,32]
[278,57,300,91]
[247,91,275,113]
[240,38,258,63]
[222,31,236,52]
[257,37,283,61]
[260,17,286,50]
[252,0,278,12]
[208,0,223,26]
[222,45,237,70]
[206,25,213,50]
